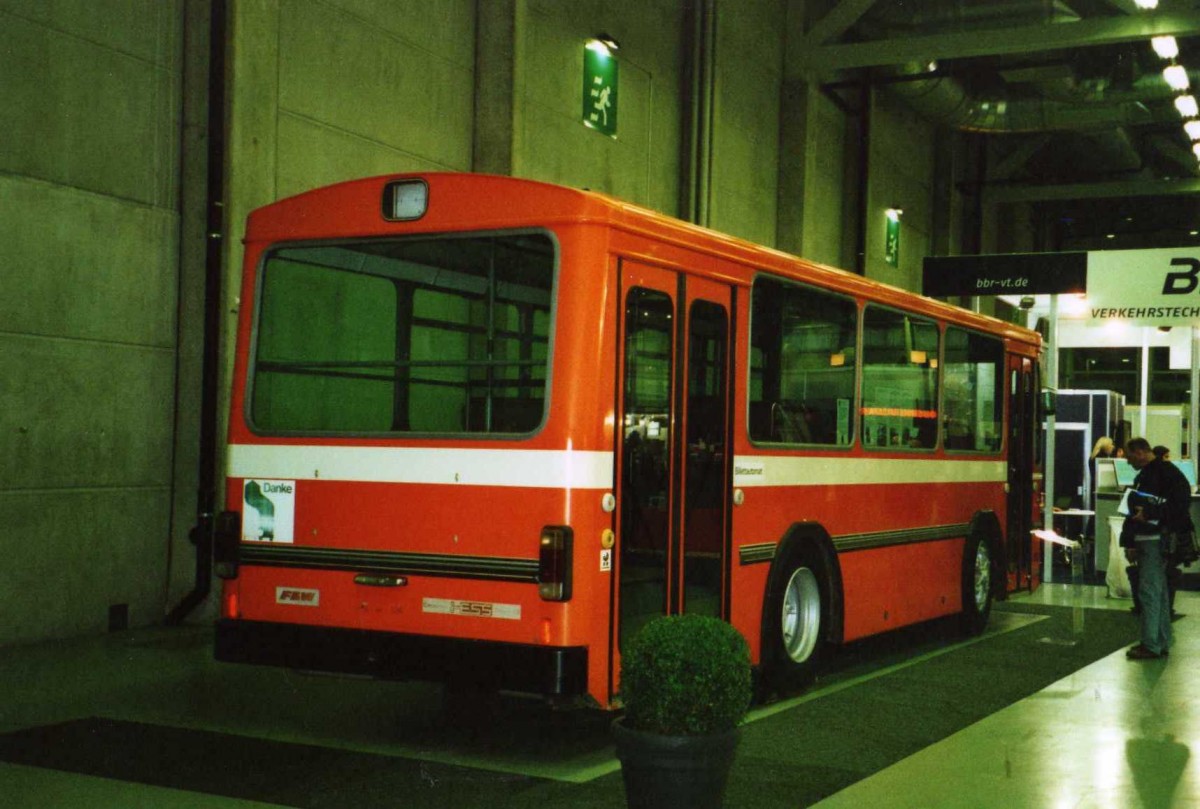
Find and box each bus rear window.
[249,232,555,436]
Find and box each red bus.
[214,172,1042,706]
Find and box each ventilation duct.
[886,63,1157,134]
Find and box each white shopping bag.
[1105,516,1132,598]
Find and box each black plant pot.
[612,717,741,809]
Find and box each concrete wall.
[2,0,989,648]
[863,88,937,290]
[708,0,786,244]
[0,0,185,644]
[515,0,685,215]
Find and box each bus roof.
[246,172,1041,349]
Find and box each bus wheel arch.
[960,510,1002,636]
[758,523,843,696]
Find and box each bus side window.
[861,307,939,451]
[943,327,1003,453]
[749,276,856,446]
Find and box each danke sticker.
[242,479,296,543]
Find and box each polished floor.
[813,584,1200,809]
[0,583,1194,808]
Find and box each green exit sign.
[884,211,901,267]
[582,42,618,137]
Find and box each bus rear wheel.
[959,532,994,636]
[761,546,827,696]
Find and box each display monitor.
[1172,459,1197,489]
[1113,458,1137,488]
[1094,458,1117,491]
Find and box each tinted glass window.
[861,307,939,450]
[251,233,554,435]
[749,277,857,446]
[943,328,1003,453]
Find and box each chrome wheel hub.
[781,566,820,663]
[973,542,991,610]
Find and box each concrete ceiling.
[801,0,1200,249]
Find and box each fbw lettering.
[1162,258,1200,294]
[275,587,320,607]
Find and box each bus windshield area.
[249,232,555,436]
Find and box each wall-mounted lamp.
[587,34,620,57]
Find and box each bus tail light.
[223,590,240,619]
[538,526,574,601]
[214,510,242,579]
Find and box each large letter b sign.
[1163,258,1200,295]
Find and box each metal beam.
[988,135,1052,182]
[801,0,878,47]
[1095,0,1143,13]
[982,176,1200,205]
[797,12,1200,75]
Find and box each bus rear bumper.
[214,619,589,697]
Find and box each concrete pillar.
[473,0,522,176]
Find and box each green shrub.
[620,615,752,736]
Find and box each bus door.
[1006,355,1036,591]
[615,261,732,654]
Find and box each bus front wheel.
[761,545,828,695]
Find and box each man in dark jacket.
[1128,445,1185,619]
[1120,437,1193,660]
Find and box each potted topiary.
[611,614,753,809]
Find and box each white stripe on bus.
[228,444,615,489]
[732,455,1006,486]
[229,444,1005,489]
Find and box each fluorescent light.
[1165,65,1190,91]
[1134,0,1158,9]
[1152,36,1179,60]
[1177,95,1199,117]
[1060,295,1089,318]
[1186,121,1200,140]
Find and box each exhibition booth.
[926,247,1200,587]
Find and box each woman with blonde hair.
[1091,436,1115,460]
